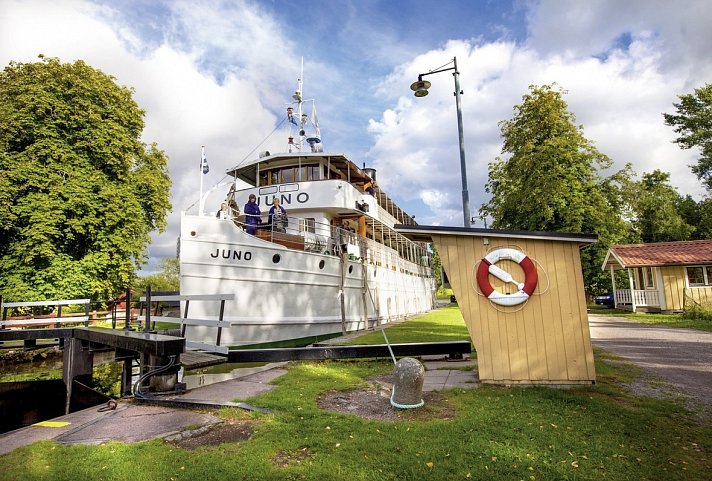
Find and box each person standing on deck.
[268,197,288,232]
[244,194,261,235]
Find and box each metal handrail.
[219,211,433,269]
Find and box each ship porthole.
[190,231,196,237]
[348,265,353,274]
[272,254,281,263]
[319,260,325,269]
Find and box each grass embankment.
[588,307,712,332]
[1,307,710,481]
[343,305,470,345]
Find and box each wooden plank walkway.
[180,351,227,369]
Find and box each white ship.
[179,75,436,347]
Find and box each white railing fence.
[614,289,660,307]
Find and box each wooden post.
[122,357,133,396]
[628,269,637,312]
[63,337,93,414]
[124,288,132,330]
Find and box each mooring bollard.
[391,357,425,409]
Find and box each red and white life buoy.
[476,247,538,307]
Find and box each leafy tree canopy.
[625,170,694,243]
[479,84,632,293]
[134,258,180,293]
[664,83,712,191]
[0,56,171,302]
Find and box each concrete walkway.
[0,347,477,456]
[0,365,289,456]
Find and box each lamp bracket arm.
[418,66,456,80]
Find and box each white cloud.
[2,0,711,275]
[367,2,712,227]
[0,0,295,271]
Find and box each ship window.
[279,183,298,192]
[348,265,353,274]
[271,171,279,184]
[272,254,281,264]
[282,168,295,183]
[298,166,307,181]
[319,260,325,269]
[300,218,316,234]
[308,165,322,180]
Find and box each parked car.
[594,292,615,308]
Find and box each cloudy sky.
[2,0,711,273]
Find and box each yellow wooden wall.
[660,266,686,311]
[683,286,712,307]
[433,234,596,385]
[658,266,712,311]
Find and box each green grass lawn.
[342,305,471,346]
[1,307,710,480]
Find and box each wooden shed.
[601,240,712,312]
[397,225,597,386]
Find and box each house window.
[686,266,712,287]
[634,267,656,289]
[644,267,655,288]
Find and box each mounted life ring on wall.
[476,247,538,307]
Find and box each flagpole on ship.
[199,145,207,216]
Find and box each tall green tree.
[690,198,712,239]
[134,258,180,293]
[663,83,712,191]
[0,57,171,302]
[479,84,632,293]
[626,170,694,242]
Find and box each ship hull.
[179,214,436,347]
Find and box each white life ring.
[476,247,538,307]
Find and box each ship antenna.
[286,58,304,152]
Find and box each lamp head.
[410,79,431,97]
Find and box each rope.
[380,328,397,365]
[97,399,118,412]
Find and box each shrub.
[683,302,712,322]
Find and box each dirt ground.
[170,374,454,450]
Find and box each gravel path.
[588,315,712,415]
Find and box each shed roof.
[395,224,598,244]
[601,240,712,270]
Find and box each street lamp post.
[410,57,471,227]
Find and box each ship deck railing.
[220,210,433,272]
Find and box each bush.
[683,302,712,322]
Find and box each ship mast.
[286,58,321,153]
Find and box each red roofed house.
[601,240,712,312]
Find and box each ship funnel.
[364,167,377,180]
